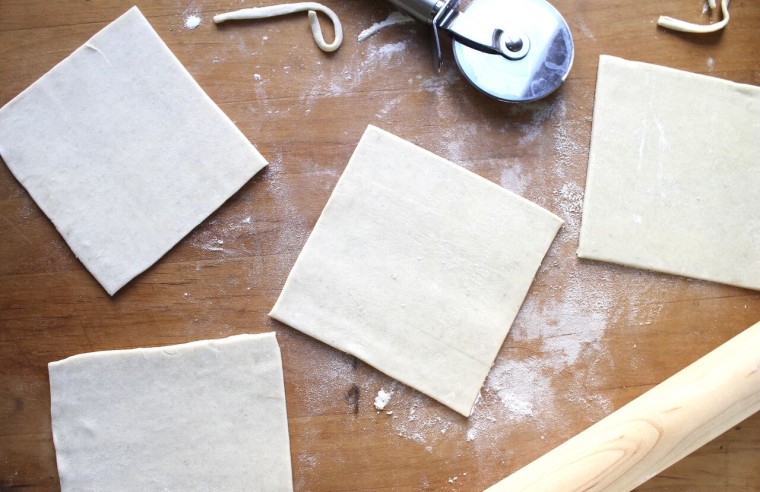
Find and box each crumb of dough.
[374,388,392,411]
[184,14,202,30]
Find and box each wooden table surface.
[1,0,759,490]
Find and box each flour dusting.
[442,122,479,163]
[372,41,407,60]
[390,394,453,447]
[553,99,589,180]
[487,357,550,419]
[299,38,412,103]
[191,229,229,254]
[421,63,461,96]
[516,98,566,146]
[261,152,313,273]
[189,213,260,257]
[499,161,530,195]
[553,181,585,230]
[299,352,356,411]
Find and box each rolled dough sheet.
[578,56,760,291]
[270,125,562,417]
[48,333,293,491]
[0,7,267,295]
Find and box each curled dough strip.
[213,2,343,52]
[658,0,730,34]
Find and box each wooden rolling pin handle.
[486,320,760,492]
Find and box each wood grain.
[487,320,760,491]
[1,1,759,491]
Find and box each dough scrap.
[578,56,760,291]
[214,3,343,52]
[357,11,414,42]
[658,0,730,34]
[0,7,267,295]
[270,125,562,417]
[48,333,293,491]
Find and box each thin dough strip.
[658,0,730,34]
[214,2,343,52]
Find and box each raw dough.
[658,0,730,34]
[578,56,760,291]
[48,333,293,491]
[214,3,343,52]
[0,7,267,295]
[270,125,562,416]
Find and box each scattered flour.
[377,95,405,118]
[465,427,478,442]
[575,18,596,41]
[299,454,319,469]
[420,63,461,97]
[553,181,585,230]
[487,357,550,419]
[456,257,620,451]
[294,454,320,491]
[372,41,407,60]
[552,99,588,180]
[259,152,320,272]
[499,161,530,195]
[15,197,36,221]
[516,98,567,146]
[189,213,260,257]
[357,11,415,42]
[191,232,228,253]
[299,39,413,103]
[390,394,453,446]
[186,149,337,268]
[441,122,479,163]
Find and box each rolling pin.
[486,319,760,491]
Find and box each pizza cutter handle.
[384,0,521,71]
[385,0,454,71]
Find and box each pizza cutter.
[385,0,574,102]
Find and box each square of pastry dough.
[0,7,267,295]
[578,56,760,291]
[270,125,562,416]
[48,333,293,491]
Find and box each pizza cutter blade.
[386,0,574,102]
